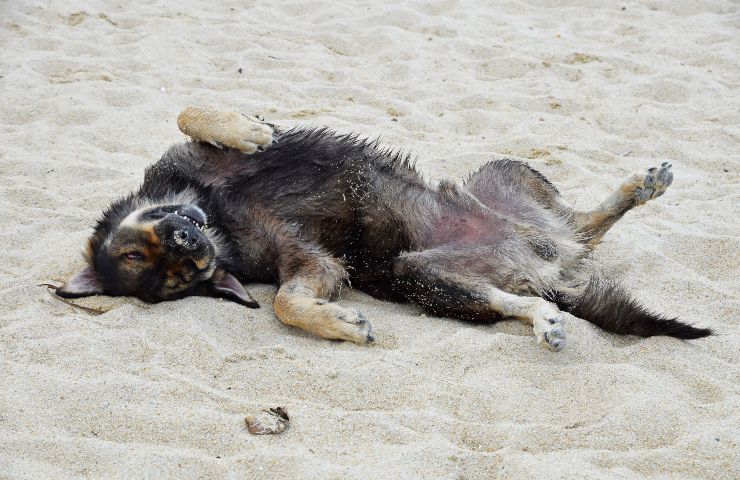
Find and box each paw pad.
[543,325,566,351]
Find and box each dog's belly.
[428,211,513,248]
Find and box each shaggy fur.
[57,108,711,349]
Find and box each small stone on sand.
[245,407,289,435]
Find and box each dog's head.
[57,192,259,308]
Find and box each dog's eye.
[122,252,145,261]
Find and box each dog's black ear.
[56,265,104,298]
[206,268,260,308]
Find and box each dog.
[56,107,711,350]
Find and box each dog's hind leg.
[572,163,673,249]
[393,250,566,351]
[177,106,274,153]
[465,159,567,212]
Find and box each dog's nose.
[173,226,201,251]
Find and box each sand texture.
[1,0,739,478]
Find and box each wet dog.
[57,107,711,349]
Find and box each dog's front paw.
[177,107,273,154]
[320,303,375,344]
[230,113,274,153]
[274,292,375,345]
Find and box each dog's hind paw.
[177,107,273,154]
[541,322,566,351]
[632,162,673,204]
[533,309,566,352]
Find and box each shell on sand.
[245,407,289,435]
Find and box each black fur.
[546,277,712,339]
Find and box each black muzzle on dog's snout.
[173,225,202,251]
[160,214,205,252]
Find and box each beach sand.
[1,0,738,478]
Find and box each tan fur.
[574,165,673,249]
[238,212,375,344]
[177,107,273,153]
[274,278,372,344]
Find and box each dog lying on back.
[57,107,711,350]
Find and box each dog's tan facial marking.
[115,222,206,292]
[140,224,163,264]
[193,257,210,270]
[109,224,163,270]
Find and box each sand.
[1,0,738,478]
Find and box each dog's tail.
[546,276,711,339]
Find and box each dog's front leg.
[177,106,274,153]
[273,257,374,344]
